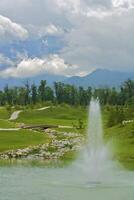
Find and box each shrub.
[107,107,125,127]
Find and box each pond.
[0,99,134,200]
[0,164,134,200]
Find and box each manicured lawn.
[0,105,134,170]
[0,130,50,152]
[105,123,134,170]
[0,119,16,128]
[16,105,88,126]
[0,105,87,155]
[0,107,10,119]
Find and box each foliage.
[107,107,125,127]
[0,79,134,107]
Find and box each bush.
[5,105,12,114]
[72,119,84,129]
[107,107,125,127]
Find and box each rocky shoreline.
[0,129,84,161]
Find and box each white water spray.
[88,98,103,150]
[78,98,116,183]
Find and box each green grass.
[0,119,16,128]
[105,123,134,170]
[0,107,10,119]
[0,105,134,170]
[0,130,50,152]
[0,107,16,128]
[16,105,87,126]
[0,105,87,156]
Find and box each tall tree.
[38,80,46,103]
[31,83,37,104]
[24,81,31,105]
[44,86,54,101]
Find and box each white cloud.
[56,0,81,13]
[112,0,134,8]
[54,0,129,18]
[0,15,28,42]
[45,24,63,35]
[0,54,14,67]
[35,24,65,38]
[61,8,134,71]
[56,0,134,12]
[0,0,134,74]
[0,55,86,78]
[0,0,133,24]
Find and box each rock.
[0,130,83,161]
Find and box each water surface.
[0,99,134,200]
[0,164,134,200]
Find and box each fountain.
[0,98,134,200]
[78,98,116,183]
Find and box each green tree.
[44,86,54,101]
[38,80,46,103]
[31,83,37,104]
[24,81,31,105]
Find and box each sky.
[0,0,134,78]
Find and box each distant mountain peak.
[64,68,134,88]
[0,68,134,89]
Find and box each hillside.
[0,74,65,89]
[1,69,134,89]
[64,69,134,88]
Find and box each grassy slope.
[0,130,49,152]
[0,105,134,169]
[0,105,87,155]
[0,107,50,152]
[0,119,15,128]
[105,124,134,170]
[16,105,87,126]
[0,107,16,128]
[16,105,134,169]
[0,107,10,119]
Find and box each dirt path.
[58,125,73,129]
[36,106,50,111]
[9,111,22,121]
[0,128,20,131]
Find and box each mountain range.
[64,69,134,88]
[0,69,134,89]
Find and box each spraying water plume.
[88,98,103,150]
[78,98,116,183]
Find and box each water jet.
[78,98,116,183]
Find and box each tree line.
[0,79,134,107]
